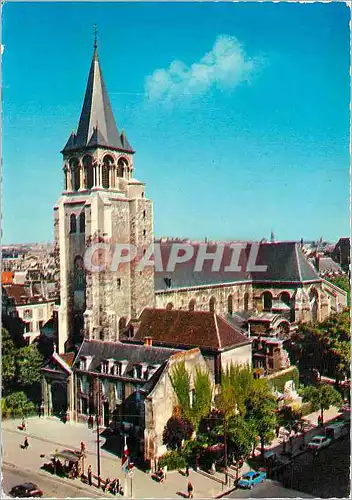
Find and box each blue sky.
[2,2,350,244]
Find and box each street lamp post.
[96,378,101,488]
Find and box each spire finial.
[94,24,98,50]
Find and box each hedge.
[267,366,300,393]
[158,450,187,470]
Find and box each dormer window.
[134,364,142,379]
[164,277,172,288]
[80,358,87,371]
[101,360,109,374]
[111,361,122,376]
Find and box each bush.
[267,366,300,393]
[158,450,187,470]
[4,391,35,417]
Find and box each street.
[228,479,315,498]
[2,464,103,498]
[279,435,350,498]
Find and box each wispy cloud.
[145,35,258,104]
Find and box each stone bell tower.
[54,35,154,353]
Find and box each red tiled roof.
[130,308,250,351]
[3,284,46,305]
[59,352,75,367]
[3,284,31,305]
[2,272,14,285]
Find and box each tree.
[170,362,213,429]
[245,378,277,457]
[2,328,17,391]
[224,416,257,480]
[292,310,350,380]
[300,384,342,422]
[217,363,253,416]
[17,344,44,386]
[191,367,213,428]
[163,416,194,450]
[170,361,191,419]
[5,391,35,416]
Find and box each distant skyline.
[2,2,350,244]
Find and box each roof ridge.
[295,243,303,282]
[213,313,222,349]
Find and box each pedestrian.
[87,465,92,486]
[187,481,194,499]
[23,436,29,449]
[276,424,280,438]
[185,465,189,477]
[88,415,93,429]
[40,401,45,418]
[104,477,110,493]
[163,465,167,479]
[22,418,26,431]
[80,441,86,454]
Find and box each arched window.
[189,299,196,311]
[166,303,174,311]
[70,158,80,191]
[79,212,85,233]
[227,295,233,315]
[102,164,109,189]
[119,317,127,336]
[64,169,68,191]
[244,292,249,311]
[280,292,291,306]
[83,155,94,189]
[102,155,114,189]
[209,297,216,313]
[70,214,77,234]
[262,291,273,311]
[117,157,128,178]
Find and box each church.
[43,38,347,462]
[54,38,347,354]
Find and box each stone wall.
[144,349,211,464]
[155,283,253,314]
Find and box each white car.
[307,435,332,453]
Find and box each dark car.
[9,482,43,498]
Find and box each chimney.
[144,336,152,347]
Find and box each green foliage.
[170,361,191,418]
[191,367,213,428]
[245,378,277,455]
[170,362,213,429]
[5,391,35,416]
[217,364,253,415]
[158,450,187,470]
[267,366,300,393]
[300,384,343,418]
[225,416,257,466]
[293,310,350,379]
[2,328,17,384]
[326,276,350,303]
[17,345,44,386]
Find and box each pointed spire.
[62,32,134,153]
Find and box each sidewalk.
[2,406,342,498]
[2,417,224,498]
[261,405,342,463]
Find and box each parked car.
[9,483,43,498]
[237,470,266,489]
[307,435,332,454]
[325,422,348,440]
